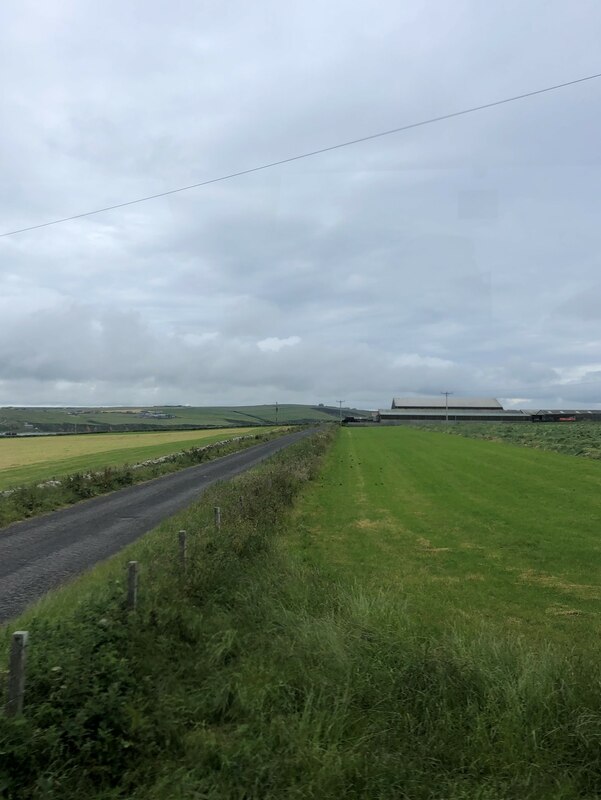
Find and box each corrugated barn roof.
[380,408,528,418]
[392,397,502,410]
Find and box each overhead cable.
[2,71,600,238]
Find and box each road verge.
[0,427,292,528]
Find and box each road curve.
[0,428,316,624]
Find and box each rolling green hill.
[0,404,370,434]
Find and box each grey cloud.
[1,1,600,408]
[552,286,601,322]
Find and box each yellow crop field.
[0,428,262,489]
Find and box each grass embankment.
[2,427,601,798]
[418,421,601,460]
[0,428,266,490]
[0,429,286,529]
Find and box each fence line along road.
[0,428,317,624]
[3,500,239,718]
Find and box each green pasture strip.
[0,428,264,490]
[2,428,601,799]
[288,426,601,648]
[419,420,601,460]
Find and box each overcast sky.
[1,1,600,410]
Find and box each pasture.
[422,420,601,460]
[0,403,358,432]
[0,427,262,490]
[290,426,601,647]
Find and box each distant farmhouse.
[375,397,529,424]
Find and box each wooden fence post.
[5,631,28,717]
[178,529,187,572]
[127,561,139,611]
[214,506,221,530]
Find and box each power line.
[2,70,601,239]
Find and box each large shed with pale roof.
[376,396,530,423]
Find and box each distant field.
[290,426,601,648]
[0,403,363,433]
[419,420,601,459]
[0,427,262,489]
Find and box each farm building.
[530,409,601,422]
[376,396,531,423]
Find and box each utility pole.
[337,400,345,424]
[441,391,453,423]
[275,401,278,426]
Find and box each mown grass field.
[0,427,263,490]
[290,426,601,648]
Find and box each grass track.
[289,426,601,648]
[0,427,263,489]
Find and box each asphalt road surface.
[0,428,316,623]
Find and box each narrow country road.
[0,428,316,624]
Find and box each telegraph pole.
[275,401,278,426]
[441,391,453,423]
[337,400,345,424]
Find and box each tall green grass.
[418,421,601,460]
[1,428,601,798]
